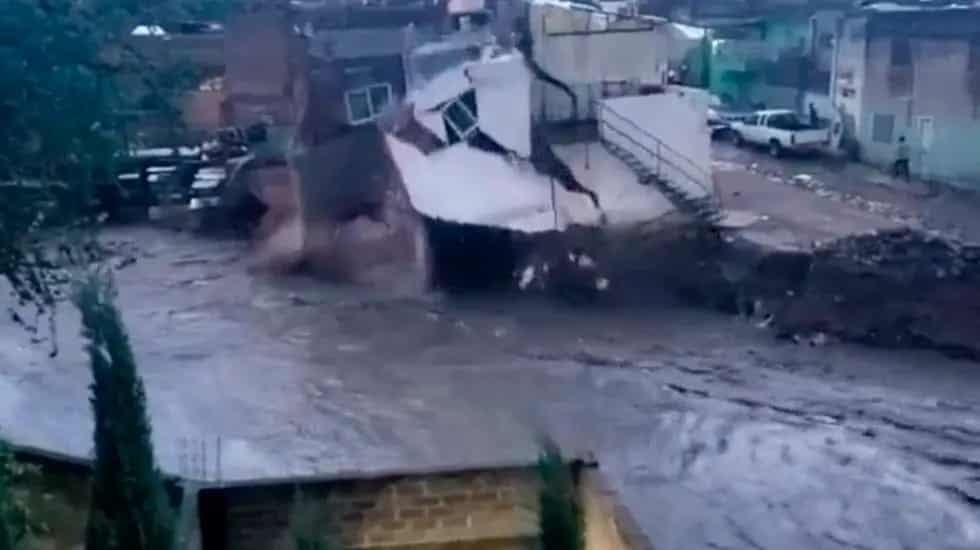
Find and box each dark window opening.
[872,113,895,144]
[442,90,479,144]
[891,37,912,68]
[969,38,980,73]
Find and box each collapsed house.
[219,0,718,296]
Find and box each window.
[745,114,759,126]
[872,113,895,144]
[345,83,392,125]
[442,90,479,143]
[767,112,805,130]
[891,37,912,68]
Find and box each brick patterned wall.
[580,470,655,550]
[210,468,540,550]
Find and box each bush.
[0,444,30,550]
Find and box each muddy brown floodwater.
[1,226,979,550]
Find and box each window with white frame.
[442,94,478,142]
[345,83,392,125]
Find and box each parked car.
[707,107,752,141]
[707,108,731,140]
[101,148,201,220]
[729,109,830,157]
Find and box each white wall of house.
[598,91,712,199]
[469,54,533,157]
[529,1,669,121]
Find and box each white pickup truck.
[730,109,829,157]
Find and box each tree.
[1,0,238,344]
[74,274,174,550]
[536,443,584,550]
[0,444,30,550]
[291,488,337,550]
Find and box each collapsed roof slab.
[387,135,564,232]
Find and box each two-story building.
[833,0,980,187]
[646,0,850,117]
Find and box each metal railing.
[594,100,719,207]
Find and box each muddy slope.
[607,219,980,359]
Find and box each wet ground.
[2,226,980,549]
[712,141,980,242]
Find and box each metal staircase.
[595,101,723,226]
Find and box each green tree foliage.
[291,489,336,550]
[0,444,30,550]
[0,0,238,337]
[74,274,174,550]
[537,443,584,550]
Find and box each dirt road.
[713,141,980,242]
[1,227,979,549]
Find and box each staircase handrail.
[594,100,712,184]
[597,119,707,197]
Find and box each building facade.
[528,1,671,122]
[833,2,980,187]
[708,10,841,117]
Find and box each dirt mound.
[778,229,980,357]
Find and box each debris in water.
[518,265,537,290]
[596,277,610,291]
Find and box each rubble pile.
[776,228,980,357]
[814,228,980,281]
[642,220,980,358]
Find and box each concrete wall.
[598,91,712,199]
[224,10,307,127]
[832,16,868,147]
[710,14,836,109]
[338,55,408,98]
[225,12,294,98]
[182,90,226,133]
[469,55,533,157]
[853,32,980,187]
[529,3,668,121]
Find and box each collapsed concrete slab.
[221,2,711,297]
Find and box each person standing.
[893,136,911,181]
[809,102,819,127]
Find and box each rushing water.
[1,226,978,549]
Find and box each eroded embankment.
[600,219,980,359]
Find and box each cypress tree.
[75,275,174,550]
[537,442,584,550]
[0,444,29,550]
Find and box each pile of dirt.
[776,228,980,357]
[617,218,980,358]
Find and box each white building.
[527,0,671,121]
[832,1,980,187]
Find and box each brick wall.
[580,470,655,550]
[201,468,541,550]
